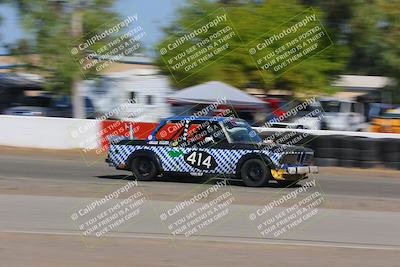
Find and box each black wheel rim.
[246,162,264,181]
[137,159,152,175]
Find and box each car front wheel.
[240,158,271,187]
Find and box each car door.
[151,120,188,172]
[178,121,236,175]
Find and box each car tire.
[131,157,158,181]
[340,148,359,160]
[357,138,381,151]
[315,157,338,167]
[340,136,356,149]
[383,152,400,162]
[240,158,271,187]
[339,159,359,168]
[382,139,400,153]
[315,136,337,148]
[315,148,338,158]
[358,150,379,161]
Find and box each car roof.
[164,116,232,122]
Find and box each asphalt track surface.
[1,149,400,267]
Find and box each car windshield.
[223,119,262,143]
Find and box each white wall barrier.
[0,115,399,150]
[0,115,101,149]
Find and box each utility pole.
[71,2,85,119]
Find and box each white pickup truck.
[319,98,368,131]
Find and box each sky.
[0,0,184,55]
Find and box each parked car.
[369,108,400,133]
[4,95,53,116]
[319,98,368,131]
[266,100,323,130]
[4,94,95,118]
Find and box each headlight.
[281,153,314,165]
[281,154,298,165]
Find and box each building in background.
[80,55,173,122]
[332,75,393,101]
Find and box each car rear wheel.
[131,157,157,181]
[240,158,271,187]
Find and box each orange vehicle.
[370,109,400,133]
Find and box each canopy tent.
[168,81,266,108]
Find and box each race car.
[106,116,318,187]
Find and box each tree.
[342,0,400,102]
[155,0,346,94]
[10,0,121,117]
[347,0,399,75]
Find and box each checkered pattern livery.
[108,144,292,175]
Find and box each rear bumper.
[105,157,128,170]
[105,157,116,167]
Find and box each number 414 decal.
[184,151,217,170]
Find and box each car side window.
[210,123,226,143]
[185,122,207,147]
[185,121,226,148]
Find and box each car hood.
[233,142,313,154]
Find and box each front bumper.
[105,157,115,167]
[287,166,319,175]
[271,165,319,180]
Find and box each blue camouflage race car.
[106,116,319,187]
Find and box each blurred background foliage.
[1,0,399,98]
[155,0,400,96]
[156,0,347,94]
[2,0,120,94]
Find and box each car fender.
[235,153,275,178]
[127,149,163,173]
